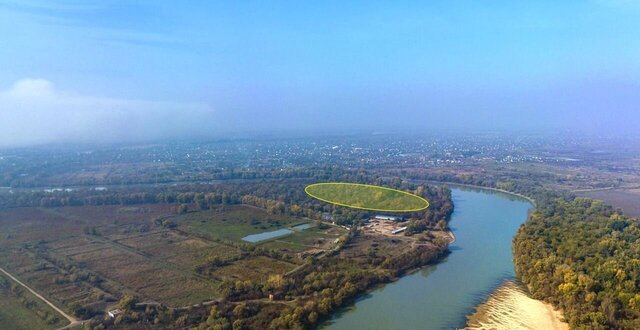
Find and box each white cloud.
[0,78,215,147]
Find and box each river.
[322,186,533,330]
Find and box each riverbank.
[324,187,534,329]
[465,280,568,330]
[442,182,570,330]
[426,181,537,206]
[422,181,568,329]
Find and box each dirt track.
[0,267,81,329]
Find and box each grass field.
[258,226,345,253]
[212,256,297,282]
[177,205,308,241]
[305,182,429,212]
[0,274,68,330]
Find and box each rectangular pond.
[241,228,294,243]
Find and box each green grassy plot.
[305,182,429,212]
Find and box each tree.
[233,303,246,318]
[118,294,137,310]
[307,311,318,323]
[266,274,285,290]
[514,197,640,329]
[232,319,245,330]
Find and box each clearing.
[305,182,429,212]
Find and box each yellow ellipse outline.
[304,182,429,213]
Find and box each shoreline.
[427,182,567,330]
[447,228,456,244]
[417,180,568,329]
[323,182,538,328]
[320,228,454,327]
[421,180,537,206]
[465,280,568,330]
[320,245,451,328]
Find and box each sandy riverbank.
[465,280,568,330]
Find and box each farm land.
[0,203,348,319]
[576,188,640,217]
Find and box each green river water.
[322,186,532,330]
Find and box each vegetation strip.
[0,267,78,327]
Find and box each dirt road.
[0,267,81,329]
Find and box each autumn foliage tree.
[514,198,640,329]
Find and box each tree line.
[514,197,640,329]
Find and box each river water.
[322,186,532,330]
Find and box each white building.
[375,215,402,221]
[108,309,123,318]
[391,226,407,234]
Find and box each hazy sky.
[1,1,639,146]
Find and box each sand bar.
[465,280,568,330]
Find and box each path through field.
[0,267,81,329]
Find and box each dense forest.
[514,197,640,329]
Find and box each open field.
[340,230,416,264]
[576,188,640,218]
[212,256,297,282]
[305,182,429,212]
[0,203,347,320]
[0,273,69,330]
[255,225,346,258]
[176,204,310,241]
[0,205,221,310]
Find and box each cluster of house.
[323,212,404,222]
[322,212,407,234]
[374,215,407,234]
